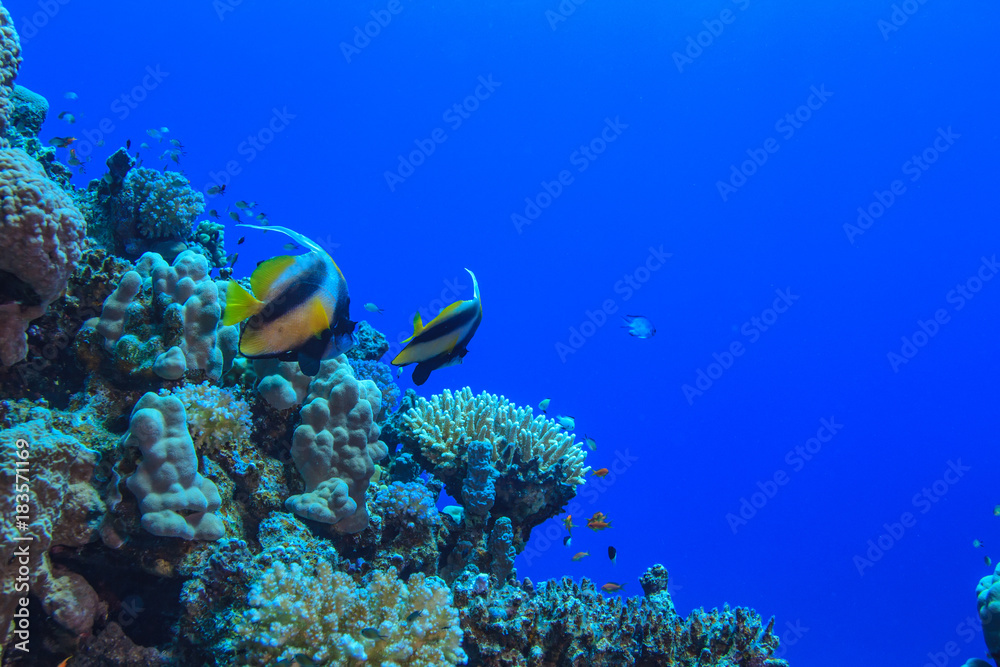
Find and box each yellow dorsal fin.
[399,312,424,346]
[250,255,297,297]
[223,280,264,326]
[306,297,330,337]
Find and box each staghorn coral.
[160,381,251,453]
[0,146,87,366]
[285,356,388,533]
[403,387,590,486]
[123,392,225,540]
[235,561,466,666]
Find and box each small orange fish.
[601,582,625,593]
[563,514,575,532]
[572,551,590,561]
[56,657,72,667]
[587,519,612,531]
[590,511,608,522]
[591,468,609,478]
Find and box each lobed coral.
[286,356,388,533]
[82,249,239,382]
[0,146,87,366]
[160,381,251,452]
[235,561,466,666]
[403,387,590,486]
[349,357,401,416]
[122,392,225,540]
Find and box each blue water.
[10,0,1000,664]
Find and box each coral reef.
[977,564,1000,665]
[79,249,239,383]
[0,410,107,651]
[122,392,225,540]
[0,146,87,366]
[0,0,20,139]
[234,561,466,666]
[285,356,388,533]
[0,6,792,665]
[456,564,786,666]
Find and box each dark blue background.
[8,0,999,664]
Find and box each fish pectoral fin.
[250,255,297,296]
[306,297,330,336]
[223,281,264,325]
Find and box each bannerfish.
[391,268,482,385]
[623,315,656,338]
[222,224,357,376]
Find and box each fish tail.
[222,280,264,325]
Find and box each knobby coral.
[235,561,467,666]
[161,381,251,452]
[0,146,87,366]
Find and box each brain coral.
[0,147,86,365]
[235,561,466,666]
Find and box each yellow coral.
[235,562,466,666]
[404,387,590,486]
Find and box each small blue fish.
[623,315,656,339]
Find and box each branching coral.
[110,167,204,250]
[403,388,590,486]
[235,561,466,666]
[0,146,87,366]
[161,381,251,452]
[349,358,401,416]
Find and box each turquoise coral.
[235,561,466,666]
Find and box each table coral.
[123,392,225,540]
[235,561,466,666]
[286,356,388,533]
[0,146,87,366]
